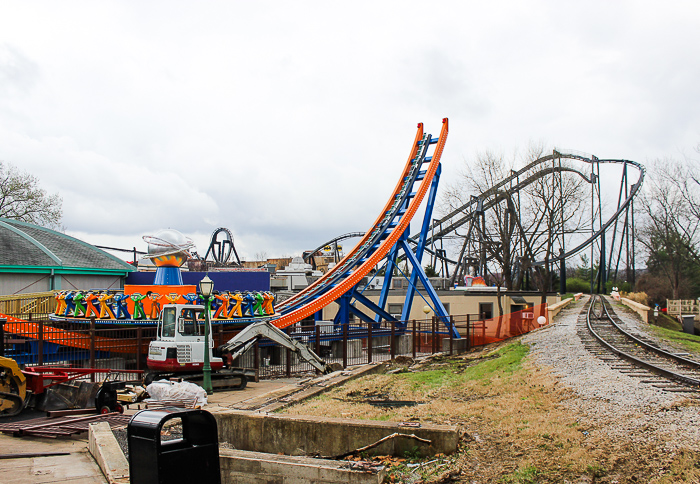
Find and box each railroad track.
[577,295,700,396]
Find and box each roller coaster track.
[302,232,365,265]
[409,152,646,267]
[271,119,450,329]
[584,295,700,390]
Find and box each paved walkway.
[0,377,304,483]
[0,435,107,484]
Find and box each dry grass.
[282,342,700,483]
[621,291,649,306]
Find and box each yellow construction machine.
[0,356,27,417]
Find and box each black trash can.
[128,407,221,484]
[681,314,696,335]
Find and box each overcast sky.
[1,1,698,263]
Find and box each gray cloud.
[0,1,699,260]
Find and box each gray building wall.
[0,273,124,295]
[0,273,52,295]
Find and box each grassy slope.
[282,342,700,483]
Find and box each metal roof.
[0,218,135,274]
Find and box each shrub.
[566,278,589,293]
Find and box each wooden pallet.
[0,412,130,438]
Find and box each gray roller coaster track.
[302,232,365,263]
[407,151,645,268]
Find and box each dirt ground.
[282,343,700,484]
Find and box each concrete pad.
[0,430,108,484]
[228,364,385,414]
[0,451,108,484]
[206,377,302,410]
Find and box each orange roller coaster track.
[273,119,449,329]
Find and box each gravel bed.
[113,428,128,461]
[523,296,700,452]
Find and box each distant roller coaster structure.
[412,151,644,294]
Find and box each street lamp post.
[199,275,214,395]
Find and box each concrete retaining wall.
[619,297,650,323]
[88,422,129,484]
[214,411,458,458]
[547,298,573,320]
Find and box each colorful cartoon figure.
[253,292,265,316]
[228,291,243,318]
[213,291,230,319]
[183,293,199,305]
[130,293,147,320]
[72,291,86,317]
[113,293,131,319]
[262,291,275,315]
[63,291,76,317]
[164,293,181,304]
[55,291,67,316]
[147,291,162,319]
[84,291,100,319]
[242,291,256,318]
[98,292,116,319]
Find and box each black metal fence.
[1,306,548,380]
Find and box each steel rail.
[586,295,700,387]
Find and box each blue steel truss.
[323,161,459,338]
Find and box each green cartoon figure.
[130,293,147,320]
[72,291,86,317]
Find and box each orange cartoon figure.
[147,291,162,319]
[98,292,116,319]
[213,291,230,319]
[262,291,275,315]
[55,291,67,316]
[84,291,100,319]
[228,291,243,318]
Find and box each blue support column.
[337,293,351,331]
[399,239,458,337]
[374,242,401,323]
[402,164,442,321]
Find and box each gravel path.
[523,296,700,452]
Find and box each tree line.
[440,144,700,309]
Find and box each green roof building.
[0,218,135,295]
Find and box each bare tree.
[521,155,587,302]
[442,149,521,293]
[637,159,700,300]
[0,162,62,228]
